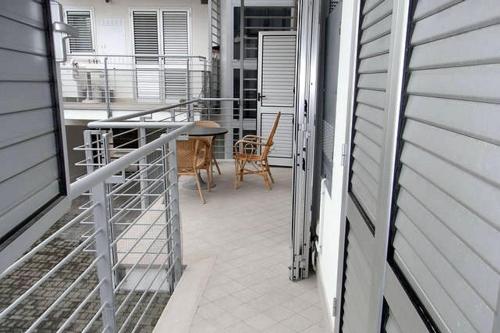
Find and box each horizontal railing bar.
[56,280,104,333]
[25,256,102,333]
[129,274,170,333]
[0,203,97,279]
[89,100,199,124]
[117,253,175,333]
[81,302,106,333]
[0,228,101,320]
[69,123,193,199]
[115,241,178,318]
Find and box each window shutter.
[0,1,66,242]
[132,11,159,62]
[162,11,189,57]
[390,1,500,332]
[349,0,394,229]
[162,11,189,101]
[66,11,93,53]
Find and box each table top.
[188,126,228,137]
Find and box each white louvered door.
[257,31,297,167]
[340,0,395,331]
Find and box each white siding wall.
[59,0,209,58]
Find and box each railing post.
[101,132,118,286]
[186,58,193,121]
[138,118,148,210]
[91,182,116,333]
[164,137,182,291]
[104,57,111,118]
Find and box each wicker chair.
[176,138,211,204]
[233,112,281,190]
[195,120,222,175]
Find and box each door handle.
[257,92,266,101]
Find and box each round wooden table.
[183,126,228,190]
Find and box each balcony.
[59,55,216,120]
[0,102,327,332]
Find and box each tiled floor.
[178,162,329,333]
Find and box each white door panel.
[257,31,297,167]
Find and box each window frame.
[64,7,96,54]
[129,7,192,57]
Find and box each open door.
[289,0,322,281]
[257,31,297,167]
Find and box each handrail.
[69,122,194,199]
[63,54,207,61]
[88,100,201,125]
[87,97,240,128]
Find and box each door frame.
[289,0,322,281]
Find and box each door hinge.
[341,143,348,166]
[332,297,338,316]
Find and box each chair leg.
[213,156,222,175]
[234,159,240,189]
[195,173,206,204]
[265,160,275,184]
[262,171,272,190]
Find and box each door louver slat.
[347,0,393,231]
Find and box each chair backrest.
[195,120,220,128]
[176,138,208,172]
[262,112,281,158]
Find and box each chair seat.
[233,152,262,162]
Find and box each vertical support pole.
[104,57,111,118]
[160,137,173,293]
[186,58,193,121]
[239,0,245,140]
[91,182,116,333]
[83,130,95,176]
[138,118,148,211]
[101,132,118,287]
[166,138,182,290]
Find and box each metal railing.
[85,98,240,160]
[0,117,193,332]
[59,54,211,116]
